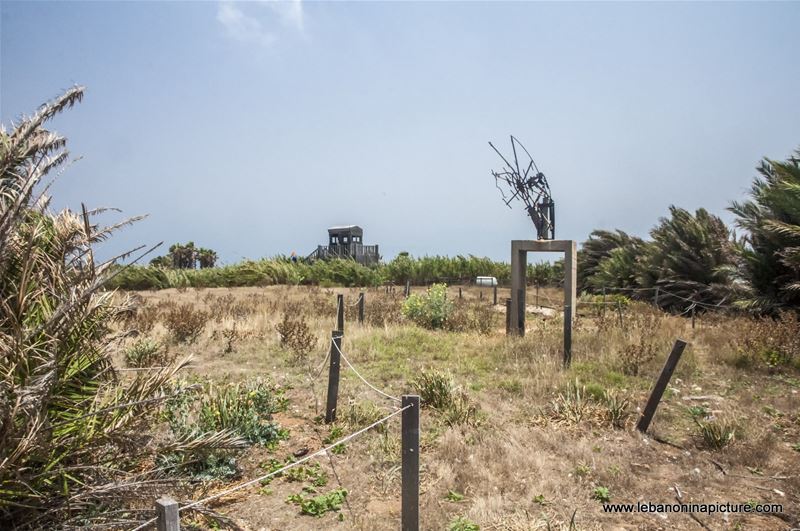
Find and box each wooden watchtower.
[308,225,380,266]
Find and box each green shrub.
[592,486,611,503]
[448,516,480,531]
[198,380,288,446]
[412,369,478,426]
[403,283,453,329]
[412,369,456,410]
[124,338,171,367]
[165,378,288,447]
[287,488,348,517]
[694,416,737,450]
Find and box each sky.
[2,1,799,264]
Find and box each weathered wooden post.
[505,298,511,334]
[636,339,688,433]
[336,294,344,332]
[602,286,607,318]
[691,305,696,329]
[517,288,525,337]
[325,331,343,423]
[493,285,498,305]
[563,304,572,367]
[358,292,365,324]
[535,282,540,307]
[459,287,462,299]
[405,280,411,298]
[402,395,420,531]
[616,300,624,328]
[479,290,483,300]
[156,496,180,531]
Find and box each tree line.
[579,149,799,313]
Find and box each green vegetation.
[286,487,348,517]
[124,338,171,367]
[446,490,465,502]
[403,283,453,329]
[0,87,255,527]
[412,369,478,426]
[448,516,480,531]
[592,486,611,503]
[694,416,737,450]
[730,149,800,312]
[109,254,564,291]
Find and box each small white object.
[475,276,497,287]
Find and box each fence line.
[331,339,401,402]
[132,404,412,531]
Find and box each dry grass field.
[117,285,800,530]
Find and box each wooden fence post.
[616,300,624,328]
[563,304,572,367]
[636,339,688,433]
[517,288,525,337]
[493,285,497,305]
[459,287,462,299]
[336,294,344,332]
[156,496,180,531]
[325,331,343,423]
[402,395,420,531]
[358,292,365,324]
[602,287,607,318]
[405,280,411,298]
[505,298,511,334]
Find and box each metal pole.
[156,497,180,531]
[493,284,498,305]
[636,340,688,433]
[358,292,365,324]
[401,395,420,531]
[325,331,343,423]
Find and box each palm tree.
[0,88,235,527]
[642,206,736,310]
[729,149,800,311]
[577,229,644,292]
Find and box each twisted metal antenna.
[489,135,555,240]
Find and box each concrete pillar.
[509,240,577,339]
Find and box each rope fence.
[130,284,716,530]
[132,404,414,531]
[132,292,421,531]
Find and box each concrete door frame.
[509,239,577,337]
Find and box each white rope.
[349,293,364,307]
[129,404,412,530]
[331,340,401,402]
[116,366,194,372]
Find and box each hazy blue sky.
[2,1,799,263]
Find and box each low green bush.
[403,284,453,329]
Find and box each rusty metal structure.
[489,136,555,240]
